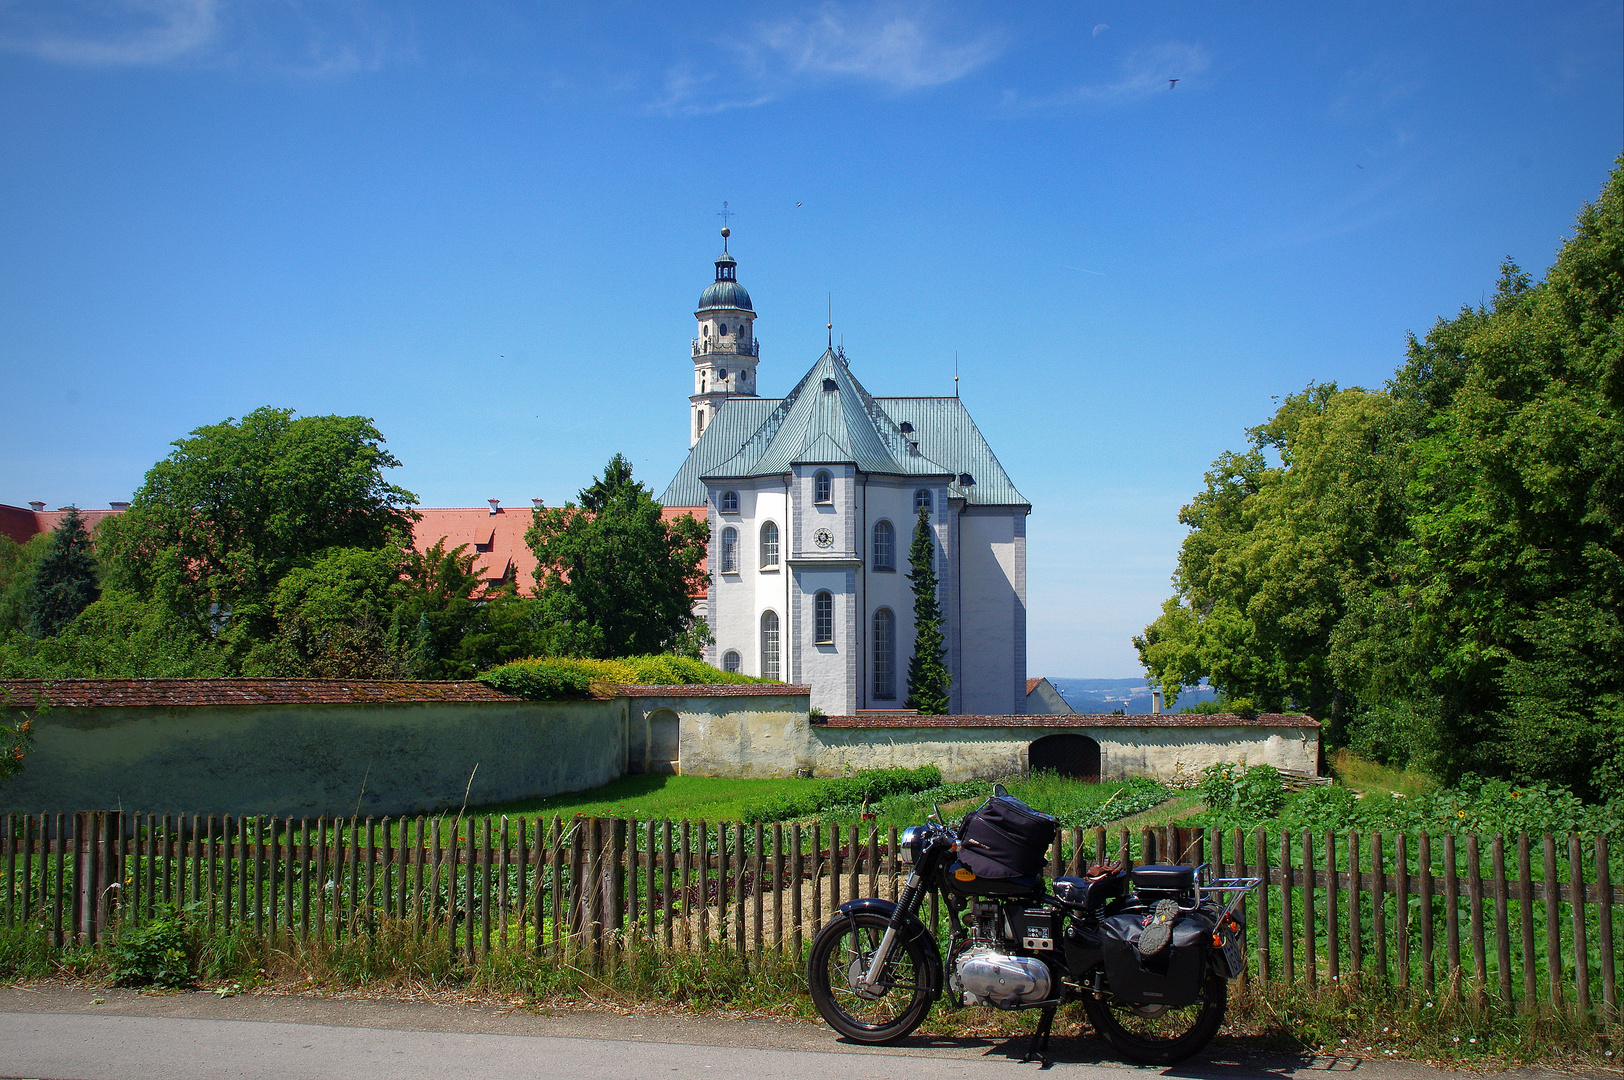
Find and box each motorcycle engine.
[947,901,1055,1008]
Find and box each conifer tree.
[28,507,101,638]
[904,507,951,713]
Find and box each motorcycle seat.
[1051,870,1127,911]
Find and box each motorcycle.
[805,786,1259,1066]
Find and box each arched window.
[814,591,834,644]
[872,608,896,700]
[720,490,739,513]
[720,323,728,335]
[697,410,706,437]
[722,650,741,673]
[760,521,779,568]
[871,520,895,571]
[720,526,739,573]
[914,488,932,513]
[760,611,780,680]
[815,470,832,504]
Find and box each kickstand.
[1019,1005,1055,1065]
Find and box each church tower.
[690,226,759,446]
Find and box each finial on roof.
[827,293,833,349]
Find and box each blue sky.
[1,2,1619,677]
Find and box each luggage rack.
[1194,863,1262,918]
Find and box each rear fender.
[835,898,944,998]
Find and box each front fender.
[833,897,944,998]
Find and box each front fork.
[857,870,925,991]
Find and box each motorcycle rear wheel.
[1079,966,1228,1066]
[807,912,936,1044]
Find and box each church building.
[661,230,1032,716]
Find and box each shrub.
[1197,762,1286,826]
[108,911,192,988]
[476,654,773,700]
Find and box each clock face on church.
[813,528,834,549]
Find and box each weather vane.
[717,201,734,227]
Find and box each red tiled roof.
[0,679,523,708]
[816,712,1319,729]
[617,683,808,698]
[412,506,539,595]
[1025,678,1042,695]
[0,504,125,545]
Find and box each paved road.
[0,986,1593,1080]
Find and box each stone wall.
[2,690,627,818]
[809,715,1319,781]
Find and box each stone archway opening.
[1028,733,1100,782]
[648,709,680,775]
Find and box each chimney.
[531,498,544,509]
[1151,690,1163,715]
[28,501,44,512]
[488,499,501,515]
[109,501,131,511]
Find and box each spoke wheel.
[806,912,936,1044]
[1080,965,1227,1066]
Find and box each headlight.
[899,825,926,865]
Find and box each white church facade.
[661,231,1031,717]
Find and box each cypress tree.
[28,507,101,637]
[904,507,951,714]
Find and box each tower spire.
[689,220,759,446]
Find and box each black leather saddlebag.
[1098,907,1213,1008]
[957,794,1058,879]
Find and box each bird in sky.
[1168,79,1179,89]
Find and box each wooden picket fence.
[0,812,1617,1025]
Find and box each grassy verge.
[5,919,1615,1071]
[474,775,810,823]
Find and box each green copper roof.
[698,278,753,312]
[660,350,1028,510]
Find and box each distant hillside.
[1047,678,1217,715]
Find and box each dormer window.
[899,422,914,434]
[822,378,838,392]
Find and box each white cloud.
[654,1,1005,114]
[0,0,219,65]
[754,1,1005,90]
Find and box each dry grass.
[1328,750,1437,798]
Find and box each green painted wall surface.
[0,699,626,817]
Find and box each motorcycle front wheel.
[1079,965,1228,1066]
[806,912,936,1044]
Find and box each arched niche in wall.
[1028,732,1100,782]
[648,709,681,775]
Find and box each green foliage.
[98,407,417,647]
[108,910,193,988]
[1138,158,1624,797]
[903,507,950,713]
[1276,774,1624,838]
[476,654,771,700]
[738,766,943,822]
[0,534,47,637]
[525,454,708,659]
[1196,762,1286,827]
[0,589,230,678]
[27,507,101,637]
[0,692,37,786]
[476,659,596,700]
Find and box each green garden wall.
[1,698,627,817]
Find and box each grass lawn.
[472,775,811,823]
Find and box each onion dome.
[698,227,753,312]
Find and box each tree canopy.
[1138,157,1624,797]
[525,454,709,659]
